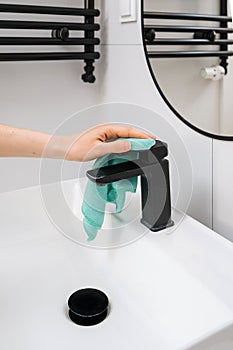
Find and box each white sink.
[1,180,233,350]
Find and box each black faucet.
[86,140,174,232]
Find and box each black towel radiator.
[143,0,233,74]
[0,1,100,83]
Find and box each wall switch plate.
[120,0,137,23]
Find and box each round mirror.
[142,0,233,139]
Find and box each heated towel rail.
[0,1,100,83]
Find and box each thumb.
[94,139,131,158]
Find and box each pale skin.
[0,123,156,161]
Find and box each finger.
[90,139,131,159]
[104,125,156,141]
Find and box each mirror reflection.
[143,0,233,137]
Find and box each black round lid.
[68,288,109,326]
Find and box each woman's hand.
[0,123,155,161]
[54,123,156,161]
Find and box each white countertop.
[0,181,233,350]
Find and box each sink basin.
[0,180,233,350]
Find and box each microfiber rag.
[81,138,156,241]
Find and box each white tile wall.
[213,140,233,241]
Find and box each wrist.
[45,134,79,160]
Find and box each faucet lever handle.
[138,140,168,164]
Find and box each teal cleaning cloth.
[81,138,156,241]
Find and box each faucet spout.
[86,140,174,232]
[86,158,147,185]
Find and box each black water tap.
[86,140,174,232]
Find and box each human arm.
[0,123,155,161]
